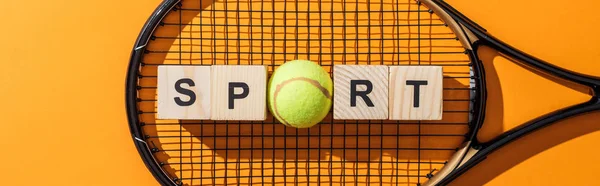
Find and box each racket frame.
[423,0,600,185]
[125,0,600,185]
[126,0,182,185]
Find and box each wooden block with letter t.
[389,66,443,120]
[157,65,211,120]
[211,65,267,120]
[333,65,389,120]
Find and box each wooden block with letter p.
[211,65,267,120]
[333,65,389,120]
[157,65,211,120]
[389,66,443,120]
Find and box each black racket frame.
[125,0,600,185]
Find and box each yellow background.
[1,0,599,185]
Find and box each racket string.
[136,0,473,185]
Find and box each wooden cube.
[211,65,267,120]
[389,66,443,120]
[157,65,211,120]
[333,65,389,120]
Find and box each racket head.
[126,0,484,185]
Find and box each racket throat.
[593,84,600,100]
[422,141,479,186]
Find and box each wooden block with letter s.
[333,65,389,120]
[157,65,211,120]
[389,66,443,120]
[211,65,267,120]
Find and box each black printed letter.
[174,78,196,106]
[350,80,374,107]
[406,80,428,108]
[228,82,249,109]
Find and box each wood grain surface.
[333,65,389,119]
[389,66,443,120]
[211,65,267,120]
[157,65,211,119]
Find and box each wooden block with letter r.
[333,65,389,120]
[211,65,267,120]
[157,65,211,120]
[389,66,443,120]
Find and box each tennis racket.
[126,0,600,185]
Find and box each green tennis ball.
[268,60,333,128]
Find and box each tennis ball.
[268,60,333,128]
